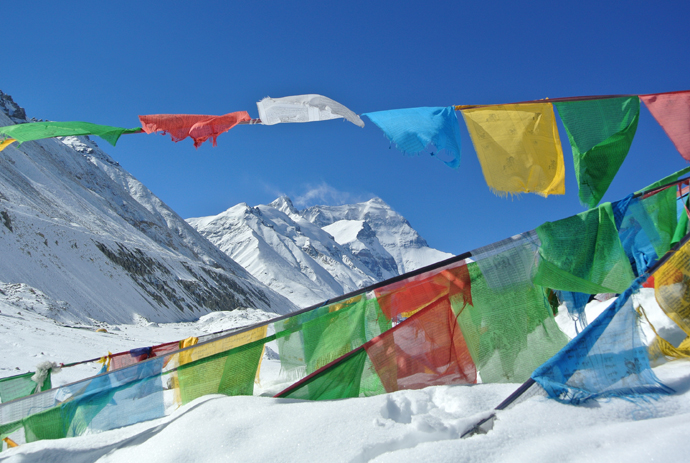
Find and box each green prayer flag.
[0,371,49,403]
[278,349,368,401]
[0,121,141,147]
[637,166,690,194]
[555,97,640,208]
[457,262,568,383]
[23,404,73,442]
[177,337,267,405]
[534,202,635,294]
[636,166,690,257]
[275,295,390,378]
[672,202,688,247]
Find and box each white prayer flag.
[257,94,364,127]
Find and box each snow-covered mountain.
[0,90,297,325]
[303,198,452,275]
[188,196,452,308]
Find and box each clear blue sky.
[2,0,689,255]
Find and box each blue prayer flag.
[363,106,462,168]
[532,276,673,404]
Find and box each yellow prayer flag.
[176,326,267,367]
[170,327,268,407]
[0,138,17,152]
[255,345,266,385]
[654,240,690,335]
[177,336,199,366]
[98,352,112,371]
[3,437,18,448]
[461,103,565,197]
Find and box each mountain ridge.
[0,90,298,324]
[188,195,452,307]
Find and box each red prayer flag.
[139,112,251,148]
[640,91,690,161]
[365,296,477,392]
[374,261,471,322]
[109,341,180,371]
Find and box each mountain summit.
[188,196,452,308]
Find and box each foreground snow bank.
[2,360,689,463]
[2,281,689,462]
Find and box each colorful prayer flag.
[461,103,565,197]
[276,292,477,400]
[458,261,568,383]
[532,274,673,404]
[363,106,462,168]
[0,138,16,152]
[257,94,364,127]
[139,112,250,148]
[640,90,690,162]
[0,122,140,147]
[374,259,471,321]
[554,97,640,208]
[654,238,690,336]
[534,202,635,294]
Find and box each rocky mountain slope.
[0,90,297,324]
[188,196,452,308]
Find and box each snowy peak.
[188,196,452,307]
[189,199,380,308]
[268,196,299,217]
[302,197,450,274]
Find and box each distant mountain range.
[188,196,452,307]
[0,90,298,324]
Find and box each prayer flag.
[555,290,591,332]
[470,231,540,290]
[139,112,250,148]
[276,292,477,400]
[0,371,48,404]
[532,274,673,404]
[274,294,389,378]
[654,238,690,335]
[0,138,16,152]
[534,202,635,295]
[0,122,140,147]
[461,103,565,197]
[363,106,462,168]
[365,295,476,393]
[177,338,267,405]
[458,262,569,383]
[257,94,364,127]
[109,341,179,371]
[554,97,640,208]
[374,260,471,321]
[640,90,690,162]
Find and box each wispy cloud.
[261,182,287,201]
[260,180,373,209]
[294,182,367,208]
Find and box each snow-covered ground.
[1,287,689,462]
